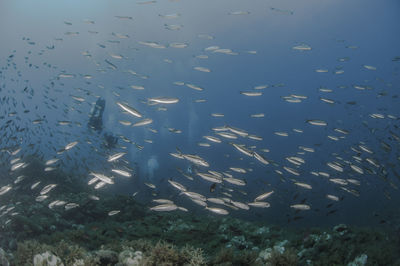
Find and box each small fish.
[254,191,274,201]
[116,102,142,118]
[111,169,132,177]
[223,177,246,186]
[204,136,221,143]
[90,172,114,185]
[65,203,79,210]
[210,183,217,192]
[40,184,57,195]
[363,65,377,70]
[292,44,312,51]
[250,113,265,118]
[108,152,126,162]
[65,141,78,150]
[153,199,174,204]
[144,182,156,189]
[248,201,270,208]
[294,182,312,189]
[306,119,327,126]
[108,210,121,216]
[326,194,339,201]
[290,204,311,210]
[229,11,250,15]
[240,91,262,97]
[148,97,179,104]
[150,204,178,212]
[193,66,211,73]
[132,118,153,127]
[205,207,229,215]
[0,185,12,196]
[168,180,186,192]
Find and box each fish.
[111,169,132,177]
[230,167,246,173]
[363,65,377,70]
[253,152,270,165]
[108,152,126,162]
[0,185,12,196]
[65,203,79,210]
[284,166,300,176]
[65,141,78,150]
[231,201,249,210]
[153,199,174,204]
[159,13,180,19]
[197,172,223,183]
[327,162,344,172]
[294,182,312,189]
[248,201,270,208]
[217,132,237,139]
[232,143,253,157]
[108,210,121,216]
[181,191,206,202]
[150,204,178,212]
[132,119,153,127]
[89,172,114,185]
[205,207,229,215]
[292,44,312,51]
[40,184,57,195]
[306,120,327,126]
[254,191,274,201]
[193,66,211,73]
[104,59,117,70]
[144,183,156,189]
[139,41,166,49]
[148,97,179,104]
[240,91,262,96]
[290,204,311,210]
[250,113,265,118]
[116,102,142,118]
[168,180,187,192]
[207,198,225,205]
[131,85,145,90]
[275,132,289,137]
[229,11,250,15]
[49,200,67,209]
[204,136,222,143]
[11,162,26,171]
[186,83,204,91]
[182,154,210,167]
[329,179,348,185]
[350,164,364,174]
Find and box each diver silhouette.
[88,98,118,149]
[88,98,105,132]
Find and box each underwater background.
[0,0,399,265]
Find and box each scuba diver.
[88,97,118,149]
[88,98,105,132]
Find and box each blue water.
[0,0,399,229]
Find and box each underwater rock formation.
[33,251,63,266]
[0,248,10,266]
[117,249,143,266]
[347,254,368,266]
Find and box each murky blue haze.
[0,0,399,264]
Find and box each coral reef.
[2,162,400,266]
[11,239,205,266]
[33,251,63,266]
[118,249,143,266]
[257,240,298,266]
[211,248,260,265]
[0,248,10,266]
[347,254,368,266]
